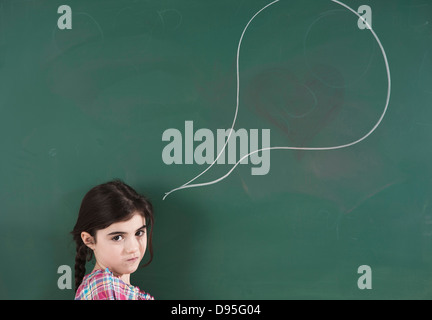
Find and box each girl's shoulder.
[75,268,154,300]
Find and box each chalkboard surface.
[1,0,432,299]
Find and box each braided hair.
[71,179,154,292]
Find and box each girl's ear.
[81,232,96,250]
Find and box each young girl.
[71,179,155,300]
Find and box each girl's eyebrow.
[107,231,126,236]
[107,225,146,236]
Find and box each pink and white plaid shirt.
[75,268,154,300]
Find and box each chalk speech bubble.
[163,0,391,200]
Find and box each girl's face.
[81,212,147,279]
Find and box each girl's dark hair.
[71,179,154,292]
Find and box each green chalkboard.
[1,0,432,299]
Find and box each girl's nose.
[125,237,139,254]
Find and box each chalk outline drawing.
[163,0,391,200]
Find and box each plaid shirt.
[75,268,154,300]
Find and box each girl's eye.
[112,235,123,241]
[136,230,145,237]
